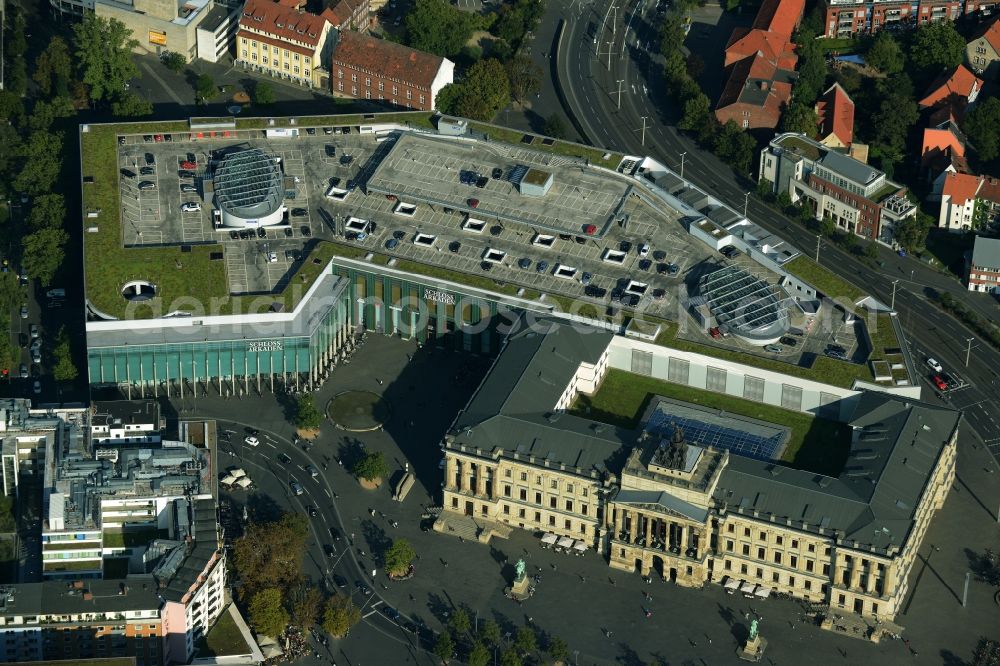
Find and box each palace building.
[440,317,958,625]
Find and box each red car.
[180,160,197,169]
[153,134,164,142]
[709,327,721,339]
[931,375,948,391]
[584,224,597,235]
[468,198,479,208]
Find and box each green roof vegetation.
[102,526,167,548]
[570,368,852,477]
[43,559,102,572]
[776,135,820,161]
[650,318,874,389]
[784,255,865,302]
[871,182,903,203]
[197,607,250,658]
[466,121,623,165]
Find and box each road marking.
[324,488,332,497]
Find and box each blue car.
[536,260,549,273]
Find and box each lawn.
[784,255,865,303]
[650,318,874,389]
[570,369,852,477]
[102,526,166,548]
[197,607,250,657]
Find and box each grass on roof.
[649,318,874,389]
[102,526,167,548]
[197,606,250,658]
[466,121,623,166]
[784,255,865,302]
[569,368,851,477]
[777,135,820,161]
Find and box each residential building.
[814,83,855,149]
[920,121,968,180]
[0,400,82,497]
[967,17,1000,79]
[330,31,454,111]
[321,0,371,31]
[439,317,957,625]
[917,64,983,111]
[94,0,238,63]
[759,132,917,244]
[967,235,1000,293]
[936,172,1000,230]
[822,0,973,38]
[716,0,803,130]
[0,578,164,665]
[235,0,334,88]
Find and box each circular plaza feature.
[327,391,391,432]
[212,147,285,228]
[695,264,790,345]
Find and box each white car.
[267,252,278,263]
[244,436,260,447]
[926,357,943,373]
[181,202,201,212]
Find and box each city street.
[176,334,1000,665]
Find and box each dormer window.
[276,22,283,27]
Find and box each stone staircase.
[432,512,514,543]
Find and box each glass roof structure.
[213,148,284,224]
[697,265,790,343]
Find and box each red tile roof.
[921,127,966,160]
[978,175,1000,204]
[752,0,805,40]
[815,83,854,146]
[971,16,1000,53]
[332,31,444,89]
[918,65,984,109]
[725,29,797,69]
[941,172,982,205]
[321,0,366,28]
[239,0,328,50]
[716,52,794,127]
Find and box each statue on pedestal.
[749,619,758,641]
[514,558,526,581]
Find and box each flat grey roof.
[817,149,882,187]
[972,235,1000,268]
[0,577,162,617]
[364,133,630,236]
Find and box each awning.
[541,533,558,544]
[230,468,247,478]
[557,536,574,549]
[220,475,237,486]
[740,582,757,594]
[754,586,772,599]
[235,477,252,488]
[572,541,587,552]
[724,578,741,591]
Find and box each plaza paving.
[176,334,1000,665]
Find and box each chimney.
[759,81,769,91]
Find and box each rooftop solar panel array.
[645,402,786,462]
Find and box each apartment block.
[759,132,916,245]
[236,0,334,88]
[967,235,1000,293]
[95,0,237,63]
[822,0,977,38]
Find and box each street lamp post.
[965,337,975,367]
[743,192,749,218]
[679,151,686,179]
[814,235,821,263]
[639,116,648,146]
[891,279,899,311]
[616,78,625,109]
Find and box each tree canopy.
[384,538,416,576]
[73,15,139,104]
[294,394,323,429]
[162,52,186,73]
[405,0,478,58]
[467,642,490,666]
[52,326,79,383]
[505,54,541,104]
[195,74,216,103]
[15,130,64,196]
[438,58,511,122]
[28,194,66,231]
[34,37,73,98]
[352,450,389,482]
[448,607,470,636]
[868,74,919,172]
[232,513,309,598]
[434,631,455,662]
[964,96,1000,163]
[254,82,277,105]
[908,22,965,76]
[514,626,537,655]
[248,588,289,637]
[112,92,153,118]
[712,121,758,176]
[546,635,569,662]
[322,595,361,637]
[865,32,904,75]
[287,584,323,628]
[22,228,68,286]
[973,637,1000,666]
[542,113,567,139]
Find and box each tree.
[15,131,64,196]
[455,59,511,121]
[794,39,827,105]
[467,642,490,666]
[500,649,523,666]
[481,619,502,647]
[865,32,904,75]
[492,6,527,44]
[53,326,78,383]
[542,113,567,139]
[73,15,140,104]
[514,626,537,655]
[248,588,290,637]
[294,394,323,429]
[972,637,1000,666]
[28,98,77,133]
[22,228,68,286]
[869,74,918,171]
[712,121,757,175]
[678,93,711,132]
[322,595,361,637]
[505,54,541,103]
[254,82,277,105]
[161,52,187,73]
[112,92,154,117]
[546,635,569,662]
[864,240,879,260]
[232,513,309,597]
[973,549,1000,586]
[964,97,1000,162]
[34,37,73,98]
[28,194,66,231]
[781,101,818,137]
[384,538,416,576]
[405,0,477,58]
[195,74,216,103]
[352,451,389,482]
[287,584,323,628]
[449,607,471,636]
[909,22,965,75]
[686,53,705,80]
[5,10,28,95]
[434,631,455,663]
